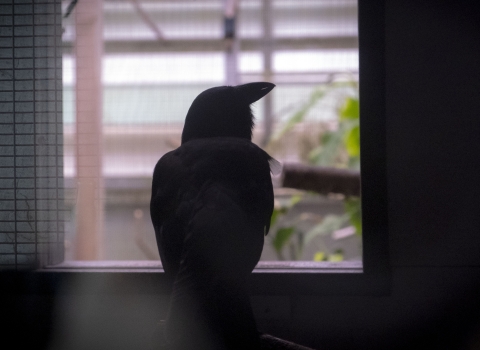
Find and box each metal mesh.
[0,0,64,269]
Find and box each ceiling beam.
[62,36,358,54]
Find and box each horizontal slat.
[62,36,358,54]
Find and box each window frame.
[33,0,389,296]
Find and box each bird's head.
[181,82,275,144]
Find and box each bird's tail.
[165,184,263,349]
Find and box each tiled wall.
[0,0,64,269]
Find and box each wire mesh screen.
[61,0,360,262]
[0,0,64,269]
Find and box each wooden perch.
[282,163,361,196]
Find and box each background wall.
[2,1,480,350]
[276,1,480,348]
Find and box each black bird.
[150,82,277,350]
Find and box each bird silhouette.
[150,82,277,349]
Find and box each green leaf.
[272,227,296,253]
[340,97,359,121]
[308,129,344,166]
[270,84,344,143]
[270,111,303,142]
[345,197,362,236]
[328,249,344,262]
[270,208,281,228]
[289,194,303,207]
[344,124,360,157]
[304,214,349,244]
[270,91,319,142]
[313,251,326,262]
[270,82,358,145]
[270,194,303,227]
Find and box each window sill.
[32,260,389,296]
[42,260,363,273]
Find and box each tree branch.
[282,164,360,196]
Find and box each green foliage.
[272,226,296,252]
[308,127,346,166]
[270,87,332,143]
[270,194,302,228]
[328,249,345,262]
[304,214,349,244]
[306,95,360,169]
[272,227,296,259]
[344,125,360,157]
[344,197,362,236]
[268,81,362,261]
[341,97,361,160]
[313,249,344,262]
[270,195,304,260]
[340,96,359,121]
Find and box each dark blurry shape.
[63,0,78,19]
[223,0,238,39]
[223,0,240,86]
[282,163,361,196]
[151,322,316,350]
[1,272,56,350]
[150,83,276,349]
[224,18,236,39]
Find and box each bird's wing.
[150,150,191,278]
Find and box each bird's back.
[151,137,274,276]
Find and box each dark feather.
[150,82,276,349]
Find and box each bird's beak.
[234,82,275,105]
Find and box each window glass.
[62,0,361,263]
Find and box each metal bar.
[130,0,165,41]
[74,0,104,260]
[241,71,358,85]
[62,36,359,54]
[261,0,273,146]
[224,0,239,85]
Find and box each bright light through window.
[62,0,360,263]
